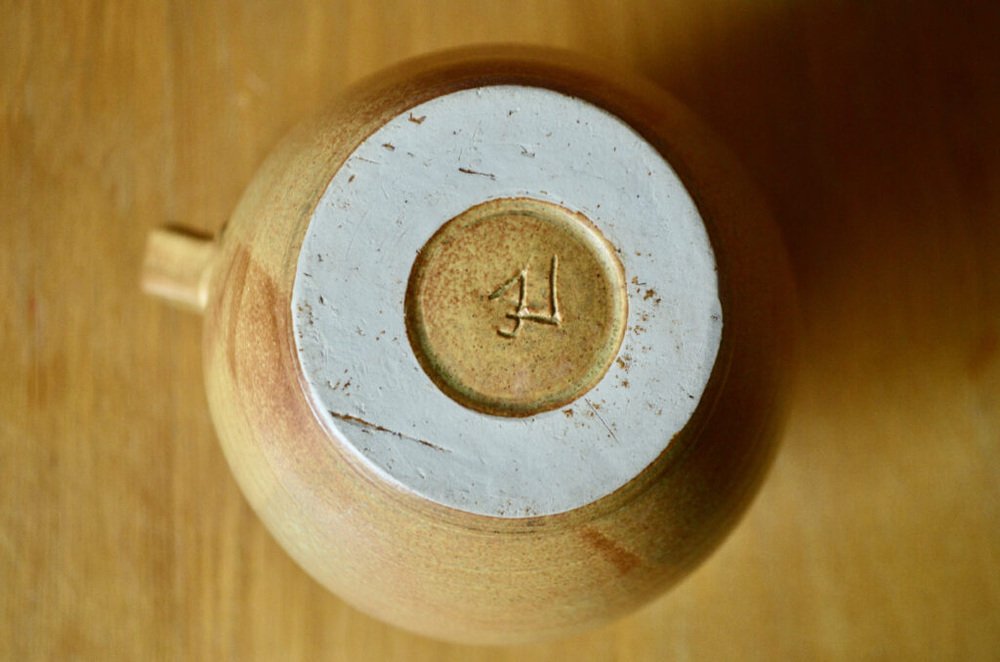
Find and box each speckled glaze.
[183,47,794,644]
[405,196,629,419]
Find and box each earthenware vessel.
[143,46,795,644]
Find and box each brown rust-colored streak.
[239,259,282,392]
[233,255,324,447]
[968,327,998,380]
[221,245,252,380]
[580,527,641,575]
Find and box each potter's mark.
[488,255,562,338]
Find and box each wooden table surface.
[3,1,998,659]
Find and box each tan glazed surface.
[194,48,794,643]
[406,197,628,417]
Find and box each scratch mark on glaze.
[457,167,496,180]
[585,398,619,444]
[328,411,451,453]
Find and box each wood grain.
[2,0,998,659]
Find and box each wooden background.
[2,1,998,659]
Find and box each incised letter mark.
[488,255,562,338]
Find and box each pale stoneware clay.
[143,47,795,644]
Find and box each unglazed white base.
[291,85,722,517]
